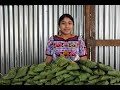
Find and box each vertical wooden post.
[90,5,96,62]
[85,5,91,59]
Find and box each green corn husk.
[2,67,19,80]
[15,65,30,79]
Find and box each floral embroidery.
[46,35,87,61]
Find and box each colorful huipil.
[46,35,87,62]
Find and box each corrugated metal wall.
[0,5,85,76]
[95,5,120,71]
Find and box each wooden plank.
[96,40,120,46]
[85,5,91,59]
[90,5,95,62]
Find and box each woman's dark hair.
[58,14,74,26]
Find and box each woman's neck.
[59,34,74,40]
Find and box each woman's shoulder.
[48,36,54,41]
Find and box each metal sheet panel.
[0,5,5,76]
[96,5,120,70]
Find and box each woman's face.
[59,17,74,35]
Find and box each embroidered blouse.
[46,35,87,62]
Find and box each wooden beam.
[96,40,120,46]
[85,5,91,59]
[90,5,95,62]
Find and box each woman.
[45,14,87,64]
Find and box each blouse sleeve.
[45,36,54,56]
[78,36,87,57]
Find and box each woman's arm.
[45,55,53,64]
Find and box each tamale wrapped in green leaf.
[80,65,93,74]
[51,66,64,73]
[55,55,69,67]
[28,64,39,76]
[46,73,56,80]
[98,63,113,71]
[107,71,120,76]
[39,79,49,83]
[66,61,80,70]
[74,77,80,83]
[98,75,113,81]
[78,73,91,81]
[64,81,74,85]
[15,65,30,79]
[96,80,109,85]
[88,75,99,80]
[45,81,51,85]
[26,78,36,85]
[74,82,84,85]
[55,70,68,76]
[111,83,120,85]
[62,74,72,78]
[33,74,43,81]
[2,67,19,80]
[78,60,87,65]
[33,81,43,85]
[69,71,80,76]
[51,78,59,85]
[33,62,46,73]
[64,76,76,83]
[110,77,120,84]
[11,82,23,85]
[12,78,24,83]
[56,75,64,82]
[93,69,105,75]
[0,78,11,85]
[85,60,97,68]
[88,78,100,84]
